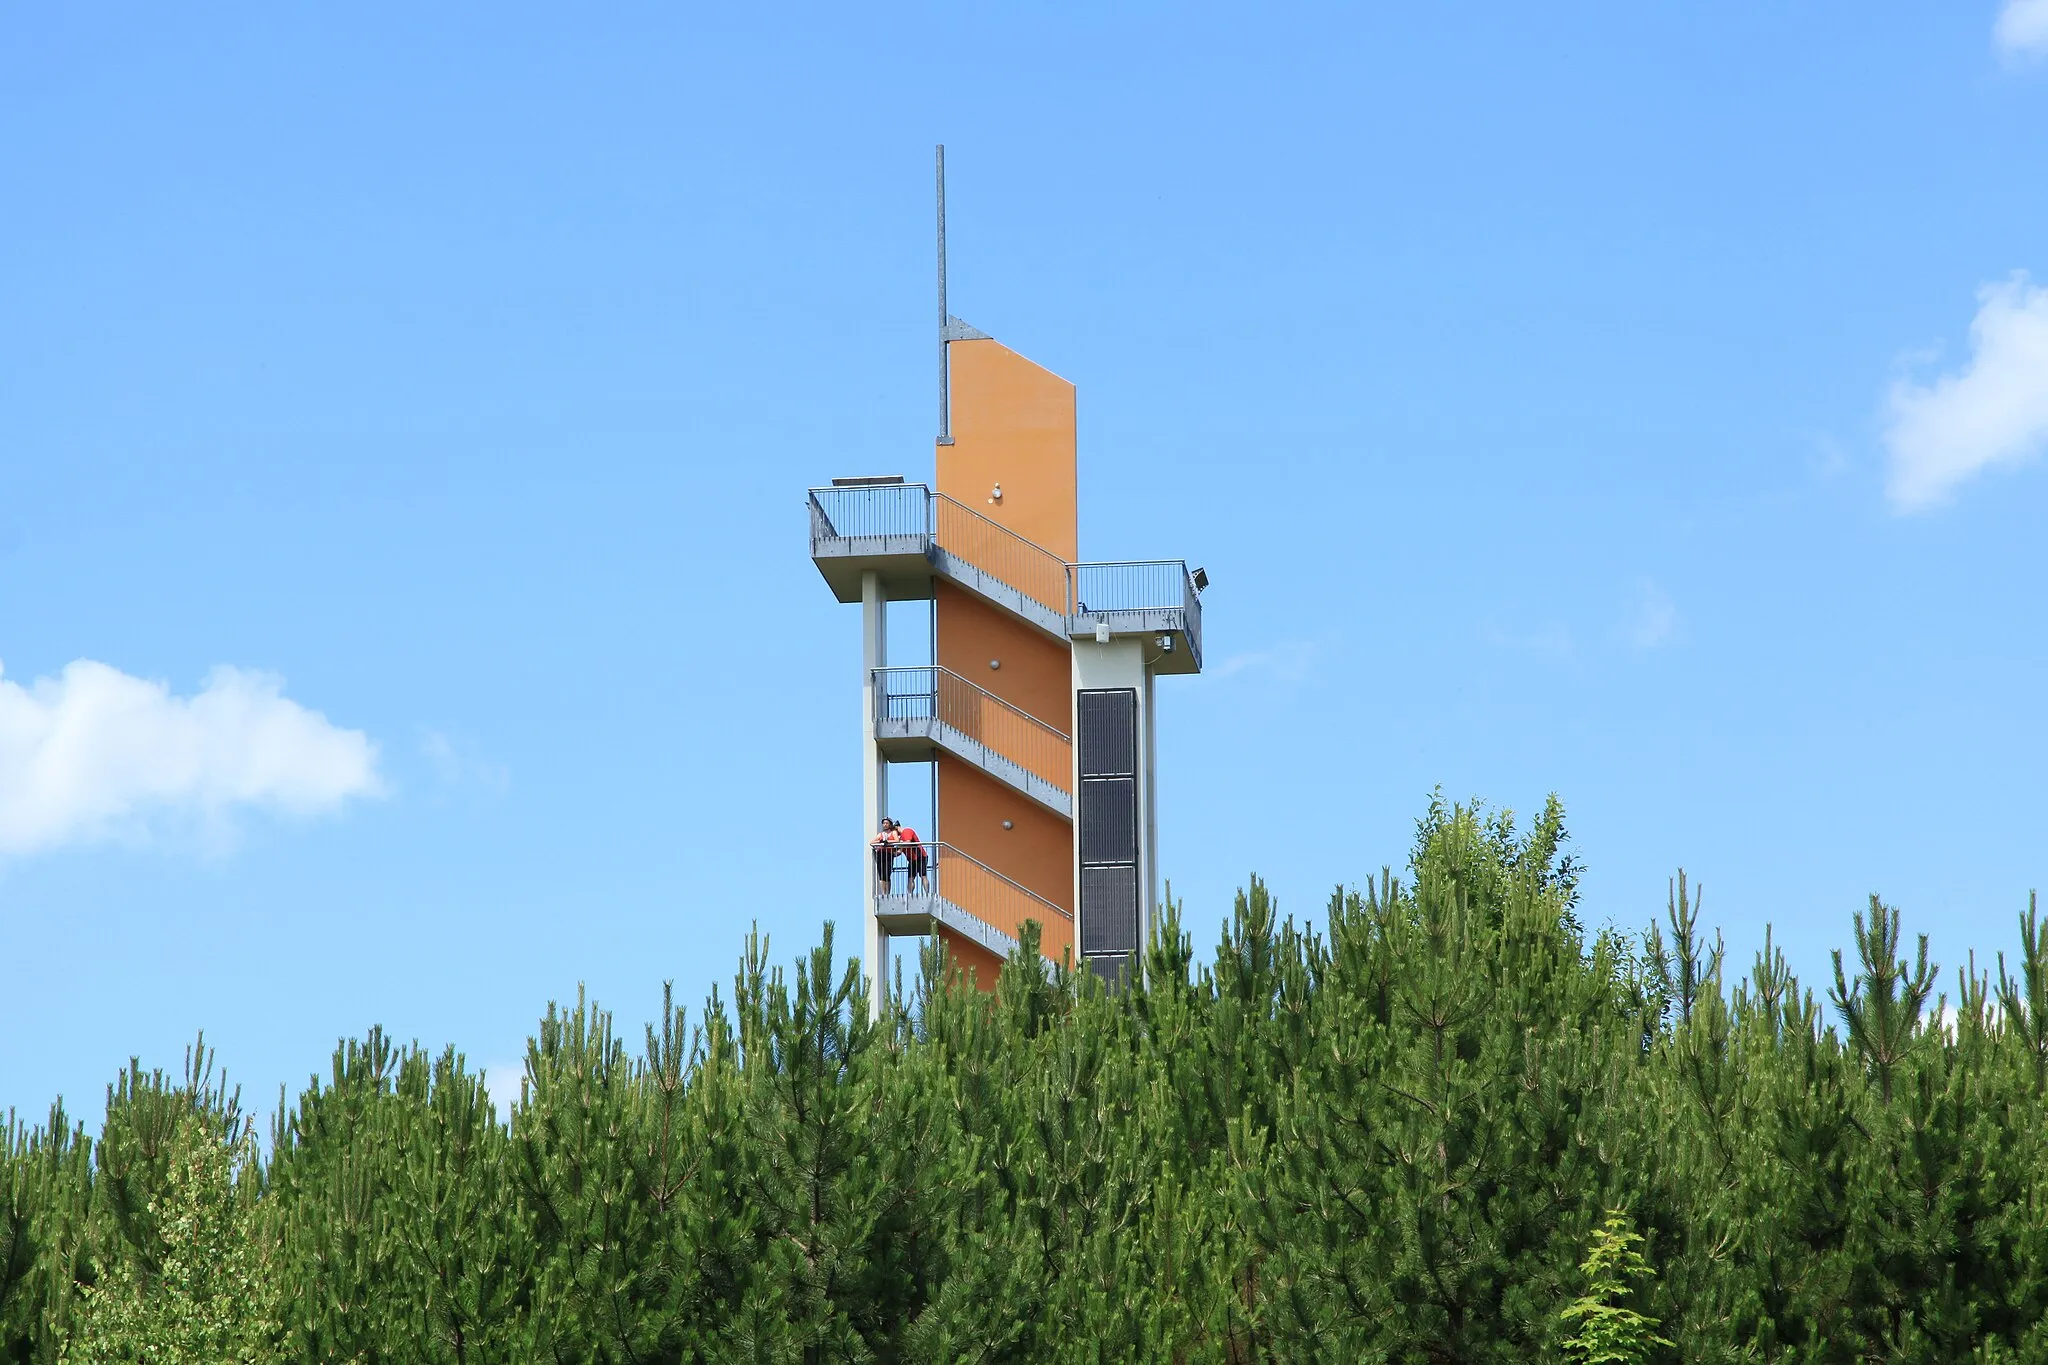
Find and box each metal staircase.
[872,666,1071,816]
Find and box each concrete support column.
[860,571,889,1019]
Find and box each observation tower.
[806,148,1206,1007]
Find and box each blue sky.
[4,4,2046,1123]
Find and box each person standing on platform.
[870,819,900,893]
[896,821,929,892]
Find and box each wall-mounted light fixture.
[988,482,1003,505]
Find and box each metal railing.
[871,840,1073,926]
[809,483,930,544]
[874,666,1072,792]
[1069,560,1202,633]
[931,493,1070,617]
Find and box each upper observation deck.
[808,478,1203,673]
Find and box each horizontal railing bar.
[1070,558,1191,570]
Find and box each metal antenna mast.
[936,143,952,446]
[933,146,989,445]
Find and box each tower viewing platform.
[808,481,1203,673]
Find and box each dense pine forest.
[6,797,2048,1362]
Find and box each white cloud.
[0,660,381,856]
[1884,273,2048,511]
[1629,580,1678,650]
[1996,0,2048,56]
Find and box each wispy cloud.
[1210,641,1318,682]
[1997,0,2048,56]
[1884,273,2048,512]
[420,729,511,802]
[0,660,380,856]
[1628,580,1679,650]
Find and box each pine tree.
[1995,892,2048,1090]
[0,1103,93,1364]
[14,796,2048,1362]
[268,1027,416,1364]
[1830,896,1938,1105]
[1259,797,1636,1360]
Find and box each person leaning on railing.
[896,823,929,892]
[871,819,899,892]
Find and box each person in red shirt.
[895,822,929,892]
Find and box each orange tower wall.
[933,337,1078,986]
[933,754,1074,954]
[934,928,1007,991]
[937,339,1078,560]
[933,580,1070,732]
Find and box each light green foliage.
[62,1112,277,1365]
[1560,1211,1672,1365]
[4,796,2048,1360]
